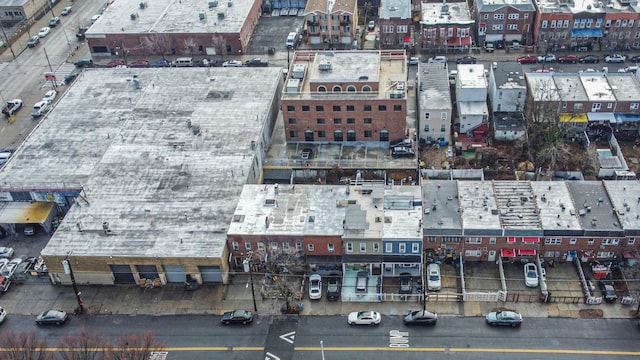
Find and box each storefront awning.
[587,112,616,123]
[506,237,516,243]
[0,201,55,224]
[560,114,588,123]
[501,248,516,257]
[522,237,540,243]
[403,36,411,44]
[518,249,537,256]
[571,29,603,38]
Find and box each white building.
[417,63,452,145]
[455,64,489,136]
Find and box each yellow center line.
[295,347,640,356]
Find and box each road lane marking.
[279,331,296,344]
[295,347,640,355]
[265,352,281,359]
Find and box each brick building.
[474,0,536,46]
[418,1,474,53]
[378,0,412,49]
[304,0,358,48]
[281,50,408,144]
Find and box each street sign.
[44,72,56,81]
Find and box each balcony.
[307,19,319,26]
[340,20,351,26]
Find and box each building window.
[288,118,296,124]
[507,24,518,30]
[258,242,264,250]
[508,13,519,20]
[245,243,251,250]
[283,242,290,250]
[360,243,366,252]
[347,105,355,111]
[596,251,614,259]
[465,237,481,244]
[394,104,402,111]
[364,118,372,124]
[380,130,389,141]
[545,238,562,245]
[289,130,298,138]
[317,118,325,124]
[412,243,419,253]
[308,243,315,251]
[364,130,372,138]
[399,243,406,253]
[442,236,460,243]
[574,103,583,110]
[333,118,342,124]
[541,20,548,28]
[304,130,314,141]
[378,105,387,111]
[318,130,326,138]
[602,238,620,246]
[270,242,278,250]
[316,105,324,111]
[465,250,481,257]
[489,237,496,244]
[347,118,355,124]
[347,130,356,141]
[334,130,343,141]
[333,86,342,92]
[440,124,446,132]
[373,243,379,252]
[588,238,594,245]
[492,24,503,30]
[347,86,356,92]
[232,242,239,250]
[302,105,310,111]
[364,104,372,111]
[328,243,334,252]
[296,242,302,251]
[333,105,341,111]
[287,105,295,112]
[385,243,392,252]
[362,86,372,92]
[347,242,353,252]
[483,14,489,19]
[318,86,327,92]
[493,14,504,20]
[631,103,639,110]
[570,238,577,245]
[607,103,613,109]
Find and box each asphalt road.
[1,314,639,359]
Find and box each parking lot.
[246,16,304,55]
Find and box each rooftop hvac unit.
[139,2,147,9]
[318,61,332,70]
[228,0,233,6]
[199,12,206,20]
[209,1,218,7]
[218,12,225,19]
[130,13,137,20]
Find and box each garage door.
[110,265,135,284]
[164,265,186,283]
[137,265,159,279]
[199,266,222,283]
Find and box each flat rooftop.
[526,73,561,101]
[580,73,616,102]
[553,74,588,102]
[422,180,462,234]
[604,73,640,102]
[458,181,502,231]
[565,181,620,232]
[530,182,582,231]
[418,63,451,110]
[88,0,252,35]
[458,64,487,89]
[603,180,640,230]
[0,67,282,258]
[420,2,474,25]
[382,186,422,240]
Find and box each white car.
[222,60,243,67]
[90,15,101,24]
[407,57,419,65]
[37,27,51,38]
[524,263,539,288]
[0,306,6,323]
[347,311,381,325]
[60,6,72,16]
[42,90,57,103]
[0,247,13,258]
[0,259,8,274]
[605,54,626,63]
[427,263,441,291]
[428,56,447,64]
[309,274,322,300]
[4,258,22,278]
[537,54,556,63]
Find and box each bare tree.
[182,38,197,57]
[211,36,227,61]
[109,332,164,360]
[3,330,51,360]
[57,327,111,360]
[255,246,306,314]
[143,33,172,60]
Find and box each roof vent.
[318,61,332,70]
[139,2,147,9]
[359,75,369,80]
[228,0,233,6]
[209,0,218,6]
[218,12,225,19]
[130,13,137,20]
[199,12,206,20]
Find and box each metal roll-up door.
[199,266,222,283]
[137,265,159,279]
[110,265,135,284]
[163,265,186,283]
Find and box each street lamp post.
[62,252,84,314]
[244,251,258,313]
[320,340,325,360]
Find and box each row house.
[304,0,358,47]
[474,0,537,46]
[422,180,640,264]
[418,1,474,52]
[378,0,413,49]
[281,50,408,144]
[487,62,528,140]
[456,64,490,136]
[416,63,453,145]
[535,0,640,52]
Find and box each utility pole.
[62,252,84,314]
[43,47,57,90]
[422,250,427,312]
[0,21,16,59]
[244,251,258,313]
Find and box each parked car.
[524,263,539,288]
[428,56,447,64]
[347,311,381,325]
[222,60,243,67]
[63,73,78,85]
[48,17,60,28]
[24,225,36,236]
[407,57,419,65]
[579,55,600,64]
[245,58,269,67]
[42,90,57,103]
[399,273,412,294]
[0,275,10,293]
[355,271,368,293]
[0,306,6,323]
[427,263,441,291]
[150,59,170,68]
[27,36,40,48]
[31,100,51,118]
[367,20,375,30]
[129,59,150,68]
[90,15,101,24]
[537,54,556,63]
[494,40,505,49]
[36,310,68,326]
[309,274,322,300]
[326,275,340,301]
[0,151,11,166]
[107,59,126,68]
[37,27,51,38]
[456,56,476,64]
[485,310,523,327]
[221,309,253,324]
[0,259,8,273]
[484,42,495,53]
[76,27,88,40]
[517,55,538,64]
[60,6,72,16]
[558,54,579,63]
[4,257,22,278]
[74,59,94,68]
[403,310,437,326]
[605,54,626,63]
[598,280,618,302]
[392,147,415,158]
[449,70,458,80]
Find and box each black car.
[392,147,415,158]
[631,55,640,63]
[326,275,340,301]
[494,40,505,49]
[579,55,600,64]
[399,273,413,294]
[74,59,94,68]
[404,310,438,326]
[598,280,618,303]
[221,309,253,324]
[36,310,68,325]
[456,56,477,64]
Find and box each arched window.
[379,129,389,142]
[304,130,314,141]
[347,130,356,141]
[346,85,357,92]
[362,85,372,92]
[334,130,343,141]
[333,86,342,92]
[317,86,327,92]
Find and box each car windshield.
[496,311,514,320]
[359,311,372,318]
[232,310,248,318]
[429,274,439,281]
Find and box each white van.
[173,57,193,67]
[427,263,441,291]
[286,32,297,48]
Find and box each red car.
[129,59,150,68]
[558,54,579,63]
[107,59,126,68]
[517,55,538,64]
